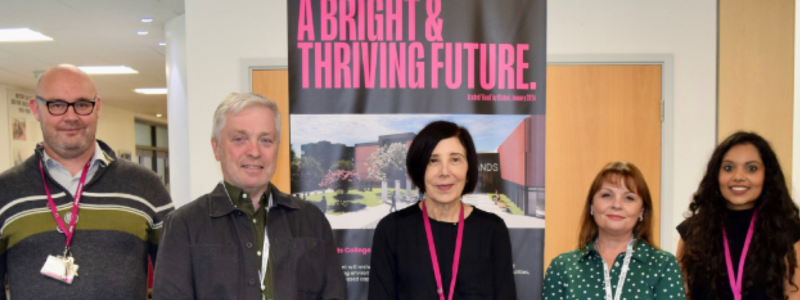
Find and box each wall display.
[288,0,546,298]
[7,90,40,166]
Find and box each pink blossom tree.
[319,170,360,195]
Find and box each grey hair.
[211,93,281,143]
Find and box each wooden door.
[252,69,291,193]
[544,65,663,267]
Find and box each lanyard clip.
[62,247,70,258]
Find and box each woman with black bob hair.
[368,120,517,300]
[677,132,800,300]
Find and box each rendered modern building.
[496,115,545,217]
[300,141,354,171]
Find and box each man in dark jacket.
[153,93,346,300]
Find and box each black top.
[368,203,517,300]
[677,208,800,300]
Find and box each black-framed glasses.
[35,95,97,116]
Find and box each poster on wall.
[7,90,39,166]
[288,0,546,299]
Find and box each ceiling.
[0,0,185,118]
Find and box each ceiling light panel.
[78,66,138,75]
[134,88,167,95]
[0,28,53,42]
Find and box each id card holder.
[40,255,77,284]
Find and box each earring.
[590,209,594,216]
[639,216,643,222]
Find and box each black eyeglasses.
[35,95,98,116]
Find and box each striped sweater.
[0,141,174,300]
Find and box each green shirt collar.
[223,181,269,213]
[580,237,652,263]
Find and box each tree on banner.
[320,169,359,196]
[366,143,408,183]
[319,169,360,212]
[292,156,324,194]
[366,142,409,206]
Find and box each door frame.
[548,54,676,252]
[239,58,288,93]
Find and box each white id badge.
[40,255,76,284]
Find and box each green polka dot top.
[542,238,686,300]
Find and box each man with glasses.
[0,64,174,300]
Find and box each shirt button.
[243,193,248,199]
[257,251,262,256]
[246,242,253,248]
[236,211,243,216]
[249,278,255,285]
[252,218,257,224]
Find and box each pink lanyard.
[39,159,90,249]
[722,209,757,300]
[421,201,465,300]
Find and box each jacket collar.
[208,182,299,217]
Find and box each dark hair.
[406,121,478,195]
[681,131,800,299]
[578,162,656,250]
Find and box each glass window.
[135,123,152,146]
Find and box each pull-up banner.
[288,0,546,299]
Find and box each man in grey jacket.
[153,93,346,300]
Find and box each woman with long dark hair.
[677,132,800,300]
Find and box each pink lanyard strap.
[39,159,90,249]
[723,209,757,300]
[421,201,465,300]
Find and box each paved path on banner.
[462,194,544,229]
[327,199,416,229]
[327,193,544,229]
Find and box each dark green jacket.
[153,183,346,300]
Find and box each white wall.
[181,0,717,253]
[183,0,288,202]
[165,14,191,207]
[548,1,717,253]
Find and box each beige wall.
[0,84,12,170]
[1,85,40,171]
[95,104,137,160]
